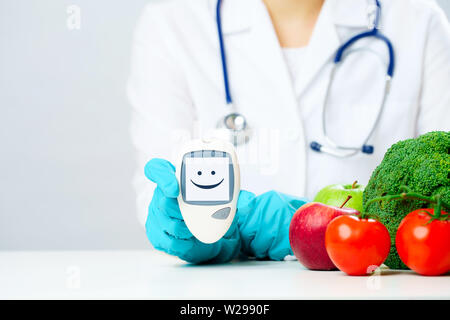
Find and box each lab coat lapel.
[218,0,306,194]
[331,0,371,28]
[293,0,340,99]
[218,0,300,123]
[216,0,371,105]
[250,1,299,108]
[294,0,371,98]
[215,0,252,34]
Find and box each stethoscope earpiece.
[310,141,322,153]
[362,145,374,154]
[311,141,375,157]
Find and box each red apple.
[289,200,359,270]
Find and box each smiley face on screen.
[184,157,230,202]
[191,172,224,189]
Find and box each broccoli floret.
[363,131,450,269]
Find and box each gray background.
[0,0,449,250]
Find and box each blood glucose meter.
[176,139,240,244]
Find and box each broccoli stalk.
[363,131,450,269]
[365,186,450,221]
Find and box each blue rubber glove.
[144,158,309,263]
[145,158,248,264]
[237,191,309,260]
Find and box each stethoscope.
[215,0,395,157]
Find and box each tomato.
[325,215,391,276]
[396,209,450,276]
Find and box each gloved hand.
[145,158,250,264]
[144,158,309,263]
[236,191,309,260]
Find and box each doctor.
[128,0,450,263]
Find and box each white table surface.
[0,250,448,299]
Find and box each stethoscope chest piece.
[216,112,252,147]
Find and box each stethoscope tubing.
[312,0,395,157]
[215,0,395,154]
[320,64,392,153]
[216,0,233,105]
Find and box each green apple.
[313,181,364,212]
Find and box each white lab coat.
[128,0,450,226]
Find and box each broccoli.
[363,131,450,269]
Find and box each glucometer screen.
[181,151,234,205]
